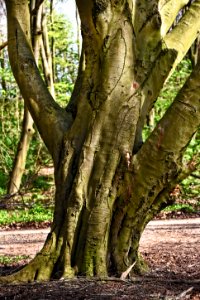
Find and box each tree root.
[0,228,78,283]
[0,254,54,283]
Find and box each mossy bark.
[1,0,200,283]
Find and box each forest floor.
[0,218,200,299]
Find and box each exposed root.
[0,229,63,283]
[0,254,54,283]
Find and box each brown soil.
[0,219,200,299]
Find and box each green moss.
[133,253,149,275]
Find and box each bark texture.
[1,0,200,282]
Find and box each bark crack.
[177,99,197,114]
[15,29,19,57]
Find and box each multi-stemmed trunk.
[1,0,200,282]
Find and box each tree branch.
[0,41,8,51]
[133,1,200,153]
[164,0,200,67]
[159,0,190,36]
[31,0,45,15]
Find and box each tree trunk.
[2,0,200,283]
[76,5,81,58]
[41,6,55,98]
[0,47,7,95]
[8,106,34,194]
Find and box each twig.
[130,276,200,285]
[0,41,8,51]
[75,276,131,283]
[175,287,194,299]
[190,173,200,179]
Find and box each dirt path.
[0,228,49,258]
[0,218,200,259]
[0,219,200,299]
[140,218,200,281]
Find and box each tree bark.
[1,0,200,283]
[0,45,7,95]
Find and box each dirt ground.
[0,218,200,299]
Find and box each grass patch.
[32,175,54,190]
[163,203,195,213]
[0,255,30,265]
[0,203,53,225]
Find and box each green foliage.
[0,98,23,188]
[143,58,199,200]
[0,58,23,191]
[0,5,78,224]
[143,59,192,141]
[0,48,23,192]
[154,59,192,122]
[0,9,78,195]
[0,171,8,195]
[0,50,18,100]
[46,10,79,106]
[0,255,30,265]
[0,203,53,225]
[182,174,200,197]
[182,130,200,198]
[163,203,195,213]
[32,175,53,190]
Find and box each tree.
[7,0,52,194]
[1,0,200,282]
[7,0,78,194]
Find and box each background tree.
[0,1,21,193]
[0,0,78,195]
[1,0,200,283]
[7,0,42,195]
